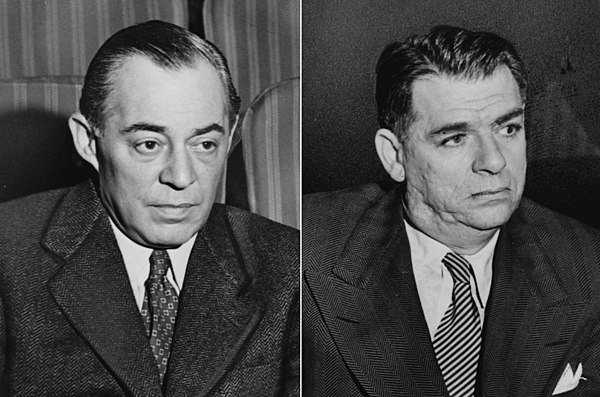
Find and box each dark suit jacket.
[0,181,299,397]
[303,183,600,396]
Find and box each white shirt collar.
[109,219,196,308]
[404,219,499,277]
[404,218,499,337]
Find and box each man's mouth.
[471,187,510,198]
[150,204,199,220]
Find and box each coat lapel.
[305,191,448,396]
[308,186,592,396]
[43,182,162,397]
[164,206,262,396]
[478,211,587,396]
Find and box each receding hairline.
[97,53,230,133]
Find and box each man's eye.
[441,134,466,146]
[134,140,161,154]
[506,124,523,135]
[192,140,218,153]
[500,124,523,136]
[202,141,216,150]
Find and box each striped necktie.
[141,250,179,382]
[433,252,482,397]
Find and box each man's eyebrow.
[492,108,524,126]
[428,108,525,137]
[191,123,225,136]
[121,123,165,134]
[429,122,473,137]
[120,122,225,135]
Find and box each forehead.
[107,55,227,126]
[410,66,523,129]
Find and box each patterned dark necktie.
[141,250,179,382]
[433,252,482,397]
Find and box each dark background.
[302,0,600,228]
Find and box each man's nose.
[159,148,197,189]
[472,134,507,175]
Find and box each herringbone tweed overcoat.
[303,183,600,396]
[0,181,299,396]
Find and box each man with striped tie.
[0,21,299,396]
[303,25,600,396]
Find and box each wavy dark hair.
[376,25,527,140]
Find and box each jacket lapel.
[305,191,448,396]
[164,206,262,396]
[478,211,587,396]
[44,182,162,397]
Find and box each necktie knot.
[442,251,472,285]
[149,249,171,278]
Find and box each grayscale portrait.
[303,2,600,396]
[0,1,299,396]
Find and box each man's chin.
[134,227,200,249]
[464,205,516,232]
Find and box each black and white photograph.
[303,1,600,396]
[0,1,299,396]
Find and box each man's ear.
[69,112,99,172]
[375,128,405,182]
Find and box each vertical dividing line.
[292,79,300,226]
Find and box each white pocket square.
[553,363,584,395]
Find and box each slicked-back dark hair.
[376,25,527,140]
[80,20,240,134]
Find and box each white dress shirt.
[404,219,499,340]
[110,220,195,310]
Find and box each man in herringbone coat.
[0,21,299,396]
[303,26,600,396]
